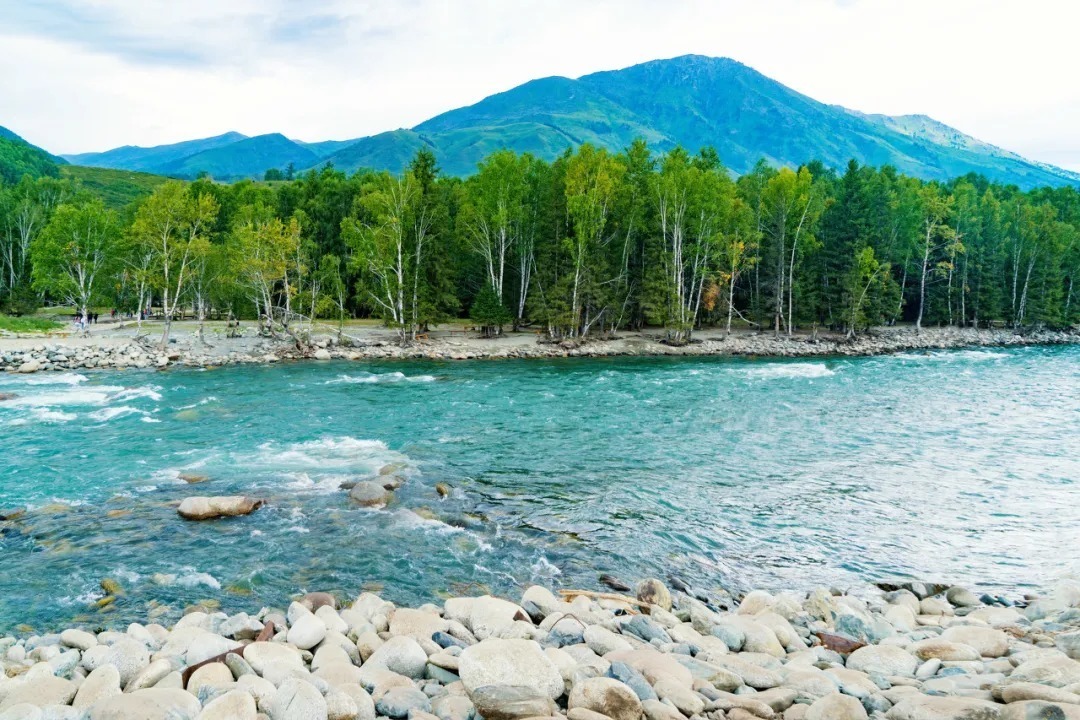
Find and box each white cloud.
[0,0,1077,171]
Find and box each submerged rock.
[177,496,264,520]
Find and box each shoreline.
[0,576,1078,719]
[1,325,1077,373]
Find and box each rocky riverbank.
[0,326,1077,374]
[2,578,1080,720]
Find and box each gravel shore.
[1,325,1077,373]
[2,577,1080,720]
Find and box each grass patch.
[0,315,64,333]
[60,165,171,210]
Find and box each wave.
[113,386,163,402]
[740,363,835,379]
[895,349,1011,362]
[88,406,148,423]
[326,372,437,385]
[283,472,353,494]
[30,408,78,423]
[4,388,121,407]
[250,436,409,475]
[152,568,221,590]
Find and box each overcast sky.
[2,0,1077,170]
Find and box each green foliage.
[5,135,1080,339]
[469,283,511,336]
[31,200,121,316]
[0,135,60,185]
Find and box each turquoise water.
[1,346,1078,630]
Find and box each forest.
[1,141,1078,345]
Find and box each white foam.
[29,408,77,423]
[113,386,163,402]
[283,472,352,494]
[22,373,89,386]
[741,363,835,379]
[89,406,147,422]
[326,372,436,385]
[155,568,221,590]
[895,349,1011,362]
[389,509,463,534]
[6,388,120,407]
[250,436,409,475]
[141,416,162,423]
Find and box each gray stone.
[349,482,390,508]
[607,661,658,701]
[374,687,432,719]
[362,635,427,679]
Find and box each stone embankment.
[2,577,1080,720]
[0,327,1077,373]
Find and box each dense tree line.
[2,142,1078,346]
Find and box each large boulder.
[361,635,427,679]
[568,677,643,720]
[806,693,869,720]
[908,638,982,662]
[605,647,693,688]
[637,579,672,611]
[177,496,263,520]
[87,688,202,720]
[847,644,919,678]
[0,675,78,710]
[349,482,391,508]
[942,626,1009,658]
[198,690,257,720]
[1009,656,1080,688]
[459,638,564,720]
[73,666,122,710]
[266,678,328,720]
[885,695,1003,719]
[999,701,1080,719]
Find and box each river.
[1,346,1078,629]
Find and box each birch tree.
[130,182,219,347]
[30,200,119,324]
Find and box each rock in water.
[600,574,632,592]
[177,496,264,520]
[349,481,391,508]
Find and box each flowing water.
[1,346,1078,630]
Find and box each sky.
[1,0,1078,170]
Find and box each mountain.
[63,132,248,173]
[0,126,65,184]
[158,133,320,180]
[55,56,1080,189]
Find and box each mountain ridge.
[46,55,1080,189]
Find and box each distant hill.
[53,56,1080,189]
[0,126,65,184]
[158,133,320,180]
[63,132,248,173]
